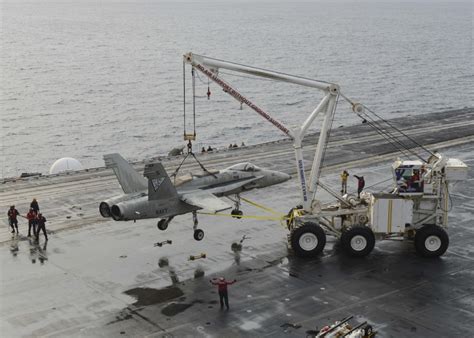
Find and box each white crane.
[183,52,468,258]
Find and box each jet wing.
[204,176,263,195]
[180,191,232,213]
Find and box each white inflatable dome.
[49,157,83,174]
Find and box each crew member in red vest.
[210,277,237,310]
[35,213,48,241]
[26,208,37,237]
[7,205,20,234]
[354,175,365,198]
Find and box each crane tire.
[364,324,373,336]
[414,225,449,257]
[341,226,375,257]
[290,222,326,258]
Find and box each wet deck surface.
[1,108,474,337]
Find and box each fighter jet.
[100,153,290,240]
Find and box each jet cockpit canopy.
[227,162,261,172]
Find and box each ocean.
[1,1,472,178]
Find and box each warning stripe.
[387,200,393,233]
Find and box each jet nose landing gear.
[193,229,204,241]
[192,211,204,241]
[231,209,243,219]
[230,194,243,219]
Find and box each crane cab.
[392,160,424,196]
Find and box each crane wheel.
[290,222,326,258]
[414,225,449,257]
[157,219,168,231]
[363,324,374,336]
[341,226,375,257]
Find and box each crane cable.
[183,61,186,139]
[358,108,428,161]
[170,151,218,182]
[353,109,415,160]
[183,62,197,146]
[175,63,216,180]
[339,94,423,161]
[362,104,436,158]
[346,98,436,162]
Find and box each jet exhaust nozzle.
[111,205,124,220]
[99,202,111,217]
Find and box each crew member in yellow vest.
[341,170,349,194]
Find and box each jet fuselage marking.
[155,208,168,215]
[151,177,165,191]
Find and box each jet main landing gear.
[157,216,174,231]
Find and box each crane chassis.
[183,52,468,258]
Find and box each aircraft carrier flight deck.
[1,108,473,337]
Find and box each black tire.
[193,229,204,241]
[157,219,168,231]
[340,226,375,257]
[290,222,326,258]
[414,225,449,257]
[231,209,243,219]
[363,324,373,336]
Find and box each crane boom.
[185,53,333,91]
[183,52,341,210]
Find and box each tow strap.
[197,197,289,225]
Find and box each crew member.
[210,277,237,310]
[340,170,349,194]
[354,175,365,198]
[207,146,213,152]
[30,198,40,214]
[26,208,37,237]
[7,205,20,234]
[411,169,421,191]
[35,213,48,241]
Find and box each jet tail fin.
[143,162,178,200]
[104,153,147,194]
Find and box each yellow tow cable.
[196,196,289,224]
[239,197,285,216]
[196,212,285,222]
